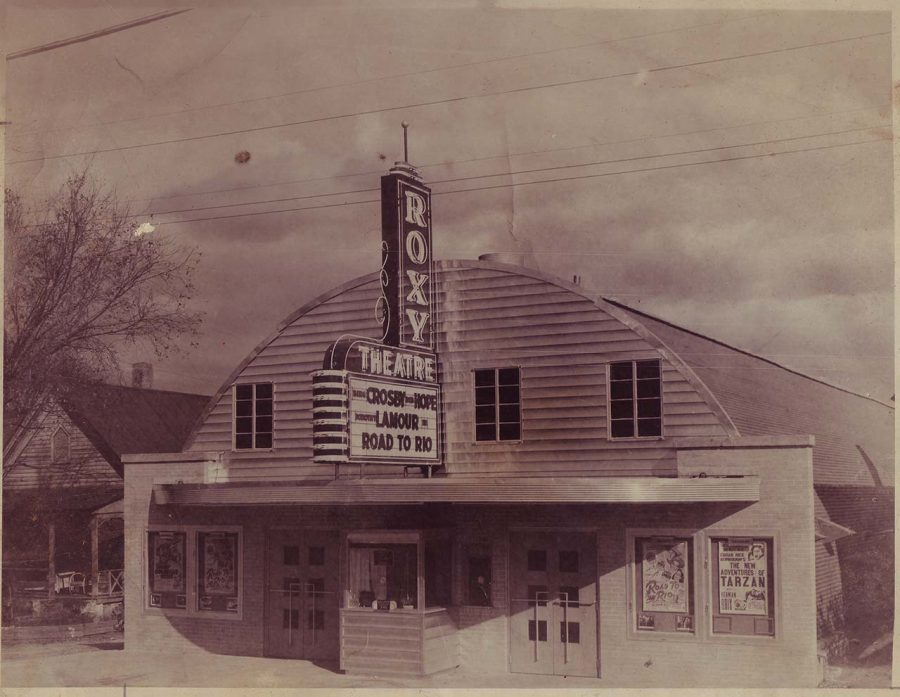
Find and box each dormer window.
[233,383,274,450]
[51,426,71,464]
[608,360,662,438]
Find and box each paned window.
[51,427,71,464]
[474,368,521,441]
[633,536,694,634]
[609,360,662,438]
[234,383,274,449]
[710,537,775,636]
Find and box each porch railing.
[94,569,124,596]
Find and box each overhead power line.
[6,9,191,61]
[134,125,887,219]
[9,10,776,137]
[149,137,882,227]
[6,30,887,166]
[120,106,881,208]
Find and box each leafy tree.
[3,171,202,459]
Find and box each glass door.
[509,530,598,677]
[265,529,340,661]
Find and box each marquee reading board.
[347,375,440,463]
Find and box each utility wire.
[6,9,191,61]
[134,124,888,218]
[9,10,776,137]
[438,138,882,198]
[6,30,887,166]
[150,137,883,227]
[120,105,882,207]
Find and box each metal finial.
[401,121,409,163]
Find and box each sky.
[3,2,894,402]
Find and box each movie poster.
[200,532,237,595]
[718,540,768,615]
[640,539,688,613]
[150,531,185,593]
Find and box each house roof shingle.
[59,382,210,476]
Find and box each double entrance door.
[265,529,340,661]
[509,530,598,677]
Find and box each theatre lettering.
[311,160,442,469]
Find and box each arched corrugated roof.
[182,259,740,449]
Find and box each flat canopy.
[153,476,759,506]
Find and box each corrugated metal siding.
[189,263,729,480]
[4,411,121,489]
[616,309,894,487]
[815,484,894,532]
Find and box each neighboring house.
[121,163,892,688]
[2,380,209,603]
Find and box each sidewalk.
[1,639,604,689]
[3,636,891,689]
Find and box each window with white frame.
[233,382,273,449]
[145,526,242,618]
[474,368,521,441]
[608,360,662,438]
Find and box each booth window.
[233,382,273,449]
[347,543,417,610]
[633,536,695,633]
[608,360,662,438]
[197,531,241,614]
[474,368,521,441]
[710,537,775,637]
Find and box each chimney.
[132,362,153,389]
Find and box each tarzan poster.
[718,540,768,615]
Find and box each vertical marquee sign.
[313,157,442,470]
[380,167,434,350]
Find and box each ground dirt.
[1,633,893,689]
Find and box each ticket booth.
[339,529,457,677]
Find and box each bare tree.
[3,171,202,452]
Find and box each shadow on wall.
[140,501,752,662]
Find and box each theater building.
[123,160,893,687]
